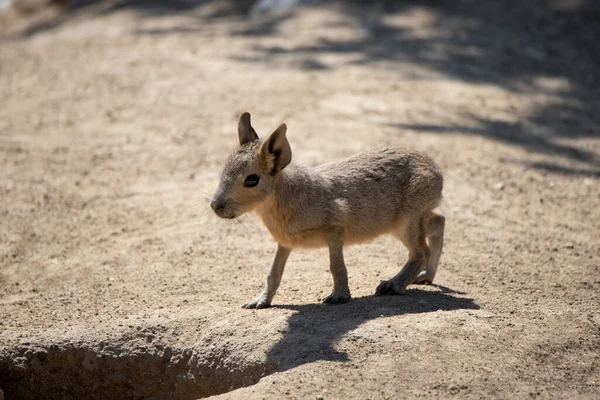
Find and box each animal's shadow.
[266,286,479,372]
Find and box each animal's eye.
[243,174,260,188]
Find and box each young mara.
[211,113,445,308]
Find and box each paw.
[413,271,433,285]
[242,295,271,309]
[375,280,405,296]
[322,288,351,304]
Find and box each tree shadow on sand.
[265,287,479,371]
[13,0,600,176]
[233,0,600,176]
[17,0,280,37]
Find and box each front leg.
[243,244,292,309]
[323,236,351,304]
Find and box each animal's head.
[210,112,292,219]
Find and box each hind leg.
[375,215,430,295]
[414,212,445,285]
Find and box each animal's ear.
[259,123,292,176]
[238,112,259,146]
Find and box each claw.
[242,296,271,309]
[322,291,351,304]
[375,280,404,296]
[413,272,433,285]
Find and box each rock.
[493,182,505,191]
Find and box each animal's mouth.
[213,209,237,219]
[210,200,240,219]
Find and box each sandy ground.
[0,1,599,399]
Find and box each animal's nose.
[210,199,225,213]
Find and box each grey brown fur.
[211,112,445,308]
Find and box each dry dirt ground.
[1,1,599,399]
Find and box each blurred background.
[2,0,599,172]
